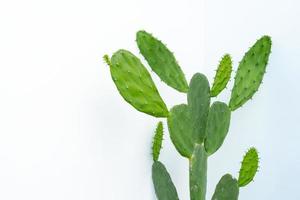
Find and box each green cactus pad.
[212,174,239,200]
[136,30,189,93]
[211,54,232,97]
[229,36,272,111]
[109,50,169,117]
[238,147,259,187]
[152,161,179,200]
[187,73,210,143]
[190,144,207,200]
[152,121,164,162]
[167,104,194,158]
[204,102,231,155]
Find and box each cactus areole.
[104,30,271,200]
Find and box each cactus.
[152,121,164,162]
[105,50,168,117]
[190,144,207,200]
[168,104,194,157]
[167,73,210,158]
[212,174,239,200]
[151,122,179,200]
[204,102,231,155]
[152,161,179,200]
[187,73,211,144]
[211,54,233,97]
[136,30,189,93]
[106,31,271,200]
[238,148,259,187]
[229,36,272,111]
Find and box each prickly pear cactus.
[229,36,272,111]
[238,148,259,187]
[152,161,179,200]
[105,50,168,117]
[187,73,210,144]
[168,104,194,157]
[211,54,232,97]
[152,121,164,162]
[190,144,207,200]
[151,122,179,200]
[167,73,210,158]
[212,174,239,200]
[204,102,231,155]
[136,30,189,93]
[106,31,271,200]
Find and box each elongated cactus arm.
[109,50,169,117]
[238,147,259,187]
[136,30,189,93]
[188,73,211,143]
[211,174,239,200]
[211,54,232,97]
[229,36,272,111]
[189,144,207,200]
[152,122,164,162]
[152,161,180,200]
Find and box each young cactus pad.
[152,121,164,162]
[211,54,232,97]
[229,36,272,111]
[107,50,169,117]
[238,147,259,187]
[136,30,189,93]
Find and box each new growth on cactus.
[105,30,271,199]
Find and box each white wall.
[0,0,299,199]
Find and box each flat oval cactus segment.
[238,147,259,187]
[188,73,210,143]
[136,30,189,93]
[212,174,239,200]
[110,50,169,117]
[189,144,207,200]
[152,161,179,200]
[204,102,231,155]
[211,54,232,97]
[152,121,164,162]
[167,104,194,158]
[229,36,272,111]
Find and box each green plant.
[104,31,271,199]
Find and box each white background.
[0,0,299,199]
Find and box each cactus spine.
[106,31,271,199]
